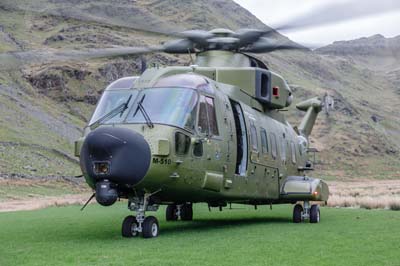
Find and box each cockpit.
[89,74,215,133]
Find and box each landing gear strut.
[292,201,320,223]
[166,203,193,221]
[122,193,160,238]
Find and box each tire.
[122,215,139,238]
[310,205,320,223]
[142,216,159,238]
[180,203,193,221]
[166,204,178,221]
[293,204,303,223]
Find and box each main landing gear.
[166,203,193,221]
[293,201,320,223]
[122,193,160,238]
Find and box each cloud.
[234,0,400,45]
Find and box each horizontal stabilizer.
[296,98,322,112]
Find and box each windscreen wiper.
[133,94,154,128]
[89,94,132,130]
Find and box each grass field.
[0,204,399,266]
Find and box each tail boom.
[297,97,322,137]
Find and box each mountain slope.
[316,34,400,96]
[0,0,285,177]
[0,0,399,179]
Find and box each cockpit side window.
[198,95,219,136]
[198,96,208,134]
[206,97,219,136]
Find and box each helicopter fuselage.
[75,51,328,237]
[76,52,328,206]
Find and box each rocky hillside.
[317,34,400,94]
[317,34,400,65]
[0,0,399,180]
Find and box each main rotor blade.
[162,39,195,54]
[0,46,161,70]
[271,0,400,33]
[233,29,268,46]
[178,30,214,46]
[242,38,308,53]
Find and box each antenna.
[140,56,147,74]
[187,48,194,65]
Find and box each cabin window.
[198,95,219,136]
[261,128,269,154]
[270,133,277,159]
[250,122,258,151]
[175,132,190,155]
[291,141,297,164]
[280,136,287,163]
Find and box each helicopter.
[71,27,329,238]
[2,0,399,239]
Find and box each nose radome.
[80,127,151,185]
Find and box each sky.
[233,0,400,46]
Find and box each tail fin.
[296,97,322,138]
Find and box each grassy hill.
[0,0,399,180]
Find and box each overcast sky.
[233,0,400,46]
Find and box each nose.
[80,127,151,185]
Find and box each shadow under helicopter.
[159,216,292,235]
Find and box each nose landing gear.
[122,193,160,238]
[293,201,320,223]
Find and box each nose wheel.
[292,201,320,223]
[122,215,139,237]
[122,192,160,238]
[142,216,159,238]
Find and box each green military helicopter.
[6,0,398,239]
[72,28,329,238]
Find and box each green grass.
[1,204,399,266]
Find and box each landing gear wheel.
[166,204,178,221]
[180,203,193,221]
[293,204,303,223]
[142,216,159,238]
[122,215,139,238]
[310,204,320,223]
